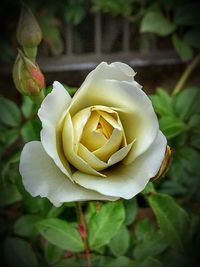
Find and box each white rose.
[19,62,167,207]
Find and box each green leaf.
[172,34,193,61]
[174,87,200,120]
[63,84,77,97]
[0,96,21,127]
[37,218,84,252]
[124,198,138,226]
[0,183,22,207]
[159,116,186,139]
[92,0,134,18]
[174,3,200,26]
[188,114,200,129]
[191,131,200,149]
[108,256,134,267]
[64,1,87,25]
[134,218,155,240]
[47,205,66,218]
[58,257,87,267]
[14,215,40,238]
[148,193,190,252]
[184,29,200,49]
[150,88,174,116]
[0,128,19,149]
[142,181,156,195]
[178,147,200,176]
[91,254,112,267]
[134,229,168,259]
[21,119,41,142]
[87,202,125,250]
[21,96,37,118]
[159,180,187,196]
[132,257,162,267]
[16,175,49,214]
[167,149,187,182]
[4,237,38,267]
[141,10,176,36]
[44,243,64,264]
[109,225,130,256]
[38,16,64,56]
[59,254,112,267]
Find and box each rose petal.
[81,110,107,151]
[72,131,167,199]
[78,143,107,171]
[93,128,123,161]
[68,62,136,116]
[38,81,72,177]
[19,141,118,207]
[62,112,105,177]
[38,81,71,125]
[72,107,91,152]
[87,79,159,162]
[108,140,135,165]
[77,140,134,171]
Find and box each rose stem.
[172,53,200,96]
[75,202,91,267]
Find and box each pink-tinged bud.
[17,4,42,48]
[12,49,45,98]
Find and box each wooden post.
[66,23,73,55]
[95,12,102,55]
[123,18,130,53]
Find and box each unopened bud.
[12,49,45,102]
[152,145,172,180]
[17,4,42,60]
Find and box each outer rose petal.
[68,62,136,116]
[72,131,167,199]
[19,141,118,207]
[38,82,72,178]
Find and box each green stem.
[30,90,45,104]
[23,46,37,63]
[75,202,91,267]
[172,53,200,96]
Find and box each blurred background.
[0,1,200,267]
[1,0,200,99]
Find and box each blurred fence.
[1,12,181,74]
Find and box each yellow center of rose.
[72,107,123,162]
[56,105,134,175]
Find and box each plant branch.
[75,202,91,267]
[172,53,200,96]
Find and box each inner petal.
[96,116,113,138]
[81,110,115,151]
[93,128,123,161]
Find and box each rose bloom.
[20,62,167,207]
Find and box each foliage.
[1,0,200,61]
[140,0,200,61]
[150,87,200,202]
[1,82,200,267]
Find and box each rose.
[19,62,168,207]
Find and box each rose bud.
[16,3,42,60]
[151,145,172,180]
[12,49,45,102]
